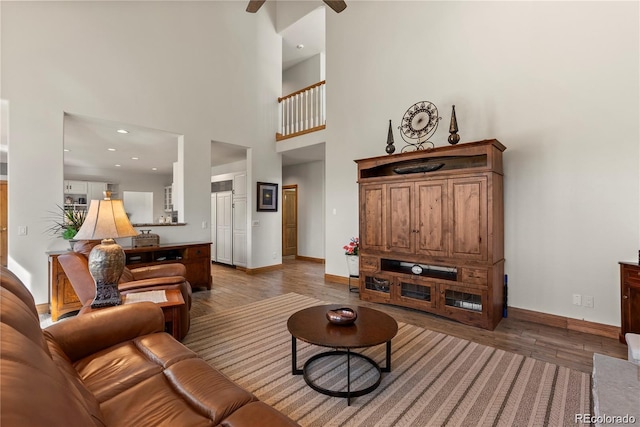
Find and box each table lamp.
[73,192,138,308]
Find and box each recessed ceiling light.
[117,129,129,134]
[296,44,304,49]
[131,157,139,160]
[107,148,116,152]
[151,167,158,171]
[63,148,70,152]
[115,164,121,167]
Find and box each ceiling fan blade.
[323,0,347,13]
[246,0,266,13]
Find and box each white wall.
[283,160,325,259]
[324,1,639,326]
[2,1,283,302]
[283,53,325,95]
[211,159,248,177]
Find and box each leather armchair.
[57,240,192,340]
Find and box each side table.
[79,289,185,340]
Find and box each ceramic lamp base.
[91,282,122,308]
[87,238,125,308]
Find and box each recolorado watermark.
[575,414,636,424]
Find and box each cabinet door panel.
[387,183,413,253]
[629,285,640,334]
[398,277,436,312]
[450,177,488,261]
[361,274,393,303]
[439,283,488,328]
[360,185,385,251]
[415,180,448,257]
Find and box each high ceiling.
[64,114,179,176]
[63,5,325,174]
[281,7,325,71]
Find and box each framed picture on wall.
[257,182,278,212]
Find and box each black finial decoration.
[385,119,396,154]
[448,105,460,145]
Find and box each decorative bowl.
[326,307,357,326]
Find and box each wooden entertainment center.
[355,139,505,330]
[48,241,211,321]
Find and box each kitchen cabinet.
[355,139,505,330]
[164,186,173,212]
[64,180,87,194]
[87,181,107,202]
[64,180,109,209]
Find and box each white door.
[210,194,216,262]
[232,197,247,267]
[215,191,233,265]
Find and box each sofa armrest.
[130,263,186,280]
[44,302,165,362]
[118,276,187,293]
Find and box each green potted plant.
[47,205,87,249]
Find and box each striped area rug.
[183,293,591,426]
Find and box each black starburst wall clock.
[398,101,441,152]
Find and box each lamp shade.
[74,199,138,240]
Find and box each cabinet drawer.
[184,246,209,259]
[461,267,488,286]
[360,255,379,271]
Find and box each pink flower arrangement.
[343,237,359,256]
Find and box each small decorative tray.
[326,307,358,326]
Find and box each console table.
[48,241,211,321]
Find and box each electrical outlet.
[18,226,27,236]
[201,221,207,229]
[583,295,594,308]
[572,294,582,306]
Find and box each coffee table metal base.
[291,337,391,406]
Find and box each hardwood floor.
[191,257,628,374]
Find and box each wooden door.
[282,185,297,256]
[449,176,488,261]
[415,180,448,257]
[386,182,413,254]
[0,181,6,267]
[359,184,386,252]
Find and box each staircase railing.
[277,80,326,141]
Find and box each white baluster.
[287,98,292,135]
[320,84,325,126]
[287,97,292,135]
[310,87,315,128]
[278,101,282,135]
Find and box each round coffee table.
[287,305,398,405]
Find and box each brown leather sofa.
[58,240,192,340]
[0,266,299,427]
